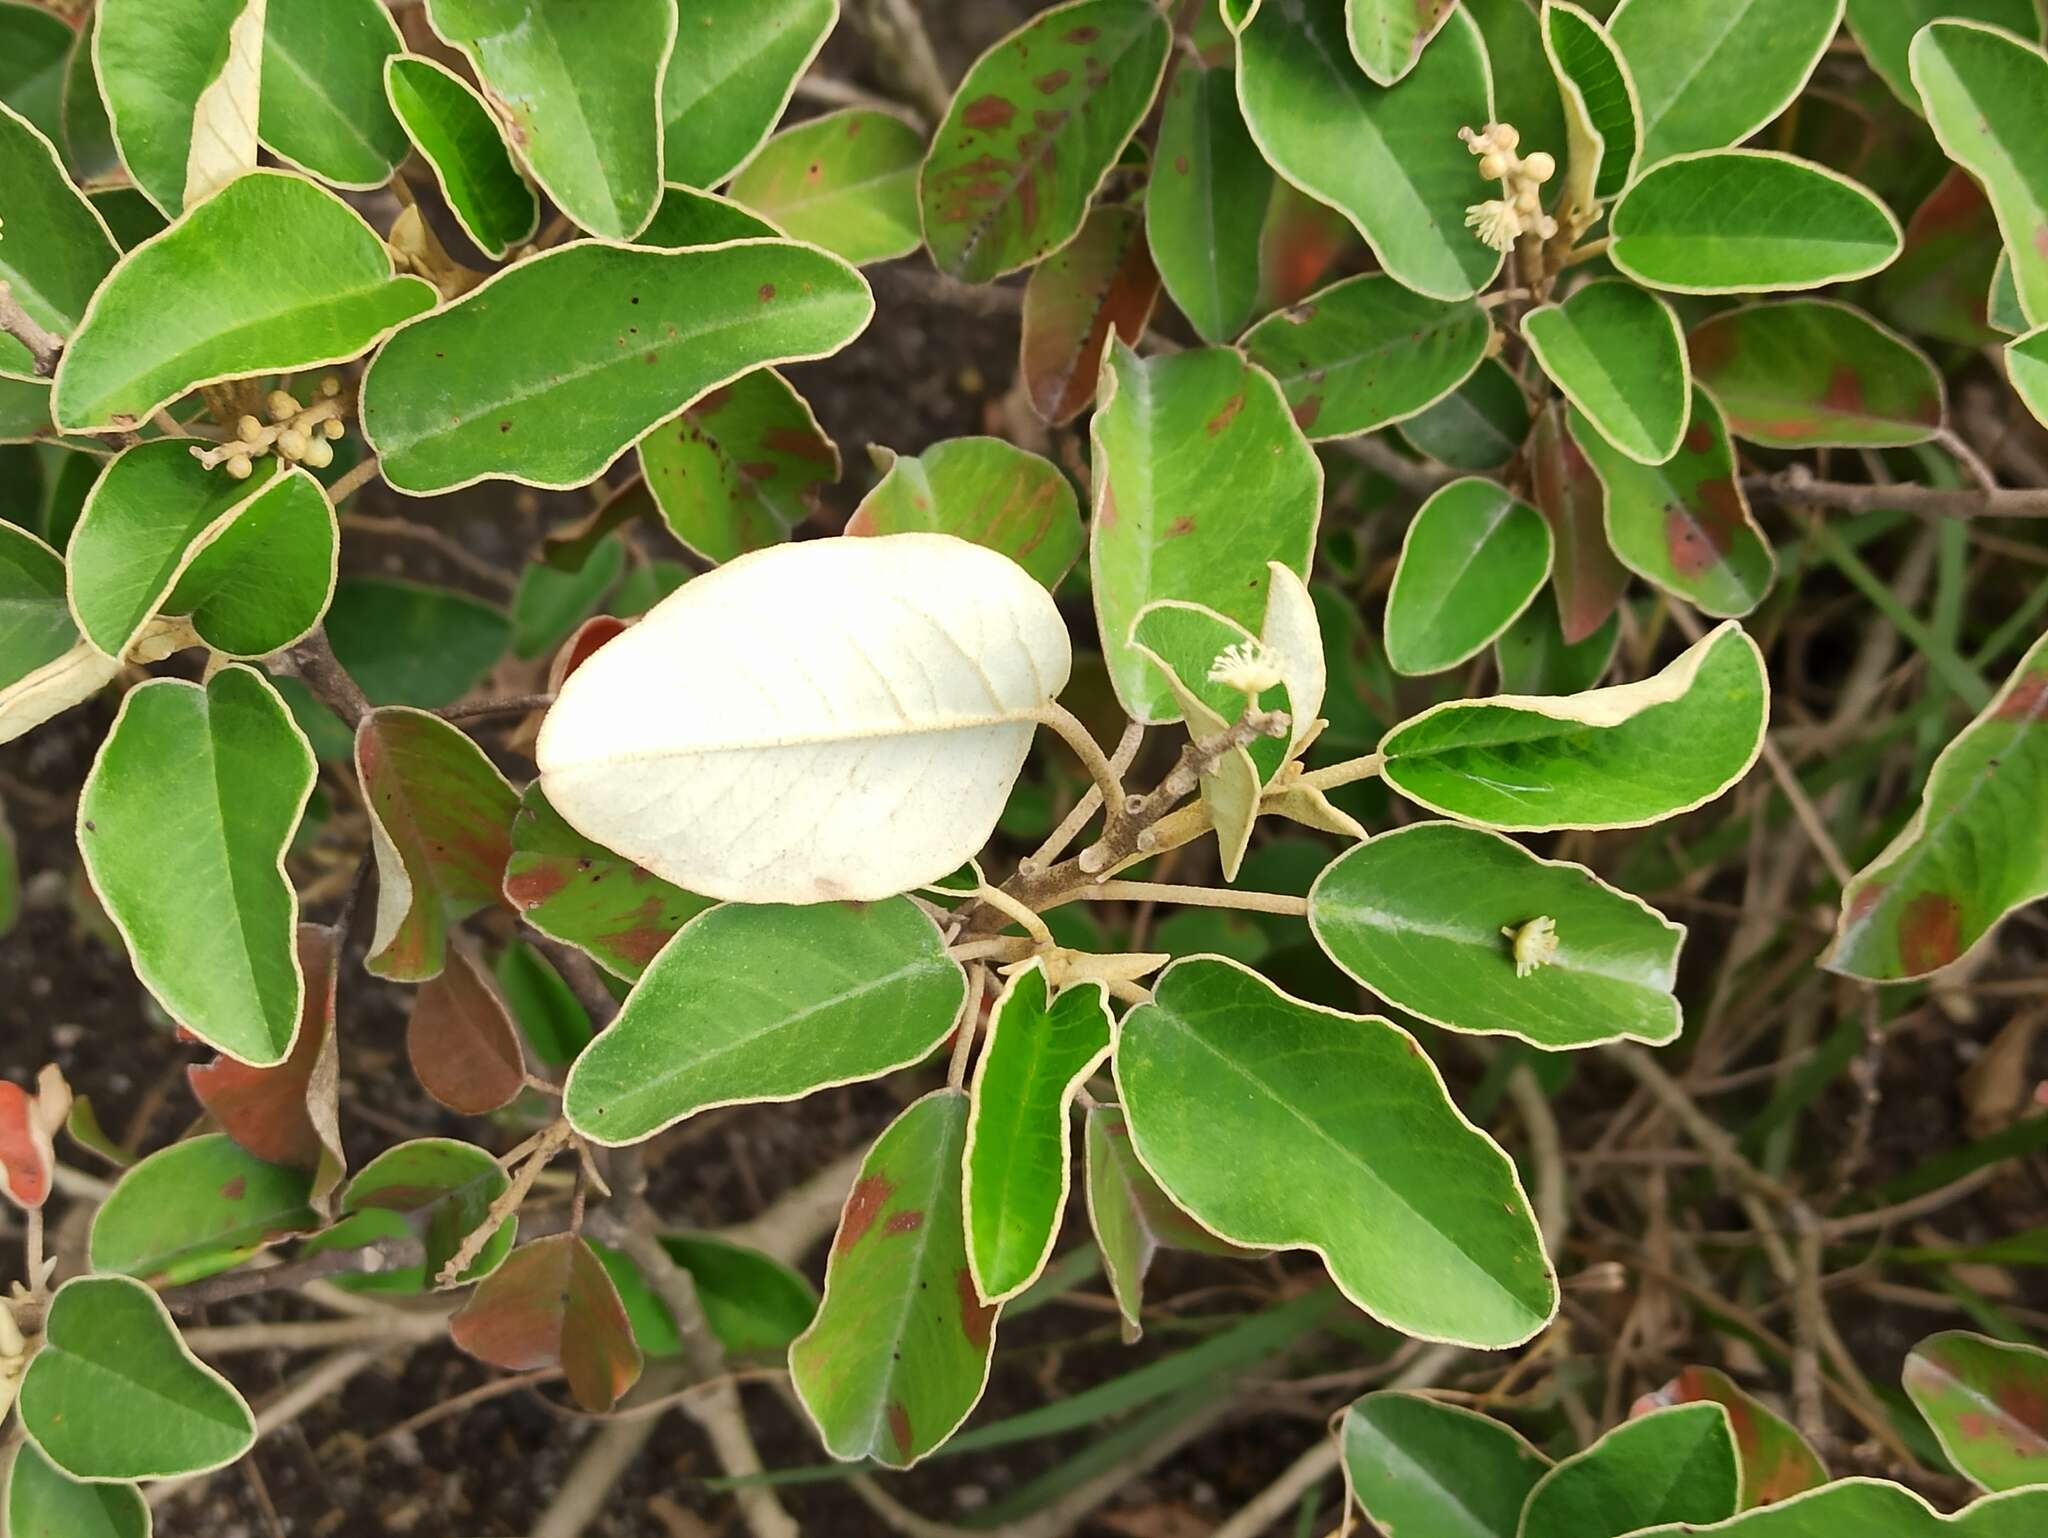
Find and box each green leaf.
[6,1441,150,1538]
[1524,279,1690,466]
[53,171,434,432]
[325,576,510,707]
[1570,386,1777,618]
[161,468,335,657]
[1609,0,1840,168]
[301,1137,514,1293]
[661,0,837,190]
[1635,1366,1828,1508]
[1399,357,1532,472]
[1345,0,1457,86]
[1237,0,1499,300]
[1145,63,1271,343]
[1904,1332,2048,1495]
[494,937,592,1069]
[727,107,922,265]
[451,1233,642,1412]
[1339,1390,1550,1538]
[848,437,1082,591]
[1130,610,1269,878]
[511,535,620,659]
[1242,273,1490,440]
[790,1089,998,1468]
[88,187,165,250]
[1827,629,2048,981]
[0,0,69,144]
[356,706,518,982]
[383,55,538,259]
[87,1132,315,1285]
[1611,151,1903,295]
[0,522,76,689]
[79,667,313,1065]
[1384,476,1552,677]
[1915,21,2048,328]
[1690,299,1946,448]
[598,1232,818,1359]
[1631,1480,2048,1537]
[639,181,783,245]
[1495,589,1619,696]
[1019,203,1162,426]
[638,366,839,564]
[1879,169,2009,349]
[92,0,250,213]
[1114,956,1556,1348]
[563,898,965,1146]
[964,961,1112,1304]
[0,101,118,353]
[920,0,1168,283]
[1847,0,2040,113]
[1083,1102,1252,1343]
[1379,619,1769,830]
[425,0,672,240]
[2012,326,2048,430]
[1520,1402,1740,1538]
[359,238,870,492]
[1466,0,1567,183]
[18,1274,255,1480]
[1090,342,1320,721]
[260,0,407,189]
[503,781,710,981]
[1310,822,1685,1050]
[1543,0,1640,208]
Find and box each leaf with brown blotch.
[1632,1365,1827,1508]
[1530,398,1628,645]
[0,1064,70,1210]
[450,1233,642,1412]
[1021,204,1161,425]
[406,940,527,1116]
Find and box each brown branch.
[437,691,556,722]
[0,282,62,377]
[1745,464,2048,519]
[268,627,371,730]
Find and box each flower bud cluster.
[193,376,348,478]
[1460,122,1558,253]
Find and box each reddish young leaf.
[1255,179,1356,313]
[450,1233,643,1412]
[406,941,527,1115]
[1632,1365,1827,1507]
[1529,399,1628,645]
[0,1065,69,1210]
[356,707,519,981]
[1020,204,1162,425]
[1877,167,2006,347]
[547,614,627,692]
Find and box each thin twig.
[1065,881,1309,917]
[1745,464,2048,519]
[437,691,556,722]
[0,281,62,376]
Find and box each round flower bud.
[266,390,299,423]
[237,414,263,441]
[1515,185,1543,216]
[318,375,342,399]
[1524,150,1556,183]
[322,417,346,440]
[1493,123,1519,151]
[276,427,310,460]
[225,454,254,480]
[300,437,334,469]
[1478,152,1507,181]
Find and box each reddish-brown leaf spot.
[1166,516,1195,537]
[1204,391,1246,437]
[1994,671,2048,723]
[888,1401,915,1457]
[1899,890,1964,974]
[883,1209,927,1236]
[837,1173,895,1255]
[1020,205,1161,424]
[956,1266,996,1349]
[963,94,1017,130]
[758,283,776,302]
[407,943,527,1116]
[1036,68,1071,94]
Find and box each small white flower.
[1208,639,1284,697]
[1502,916,1561,978]
[1466,199,1523,253]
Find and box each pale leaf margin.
[1541,0,1644,215]
[0,105,121,381]
[263,0,406,193]
[1385,477,1554,675]
[1107,952,1561,1351]
[1628,1477,2048,1537]
[380,53,539,256]
[667,0,842,192]
[1519,1400,1743,1531]
[1903,1333,2048,1487]
[357,233,875,496]
[1522,278,1691,466]
[1346,0,1459,88]
[183,0,265,209]
[962,958,1112,1306]
[725,102,927,266]
[1379,620,1771,832]
[1337,1389,1553,1522]
[1305,821,1687,1051]
[0,641,120,747]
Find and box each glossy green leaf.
[2012,326,2048,429]
[1379,619,1768,829]
[791,1089,998,1468]
[1345,0,1457,86]
[1524,279,1689,465]
[964,961,1112,1304]
[640,181,782,245]
[79,667,313,1065]
[6,1441,149,1538]
[1146,63,1270,343]
[1828,630,2048,981]
[18,1275,255,1479]
[1571,386,1776,618]
[1384,476,1552,676]
[1400,357,1532,471]
[598,1232,818,1359]
[87,187,165,249]
[383,55,538,259]
[1467,0,1567,181]
[259,0,406,188]
[1634,1366,1828,1508]
[1610,0,1841,168]
[728,107,921,265]
[848,437,1081,590]
[1904,1332,2048,1494]
[504,781,710,981]
[564,898,965,1146]
[1611,152,1903,295]
[0,102,118,359]
[638,366,839,564]
[1690,300,1945,448]
[326,577,509,707]
[302,1137,514,1293]
[1310,822,1685,1050]
[1520,1402,1741,1538]
[661,0,837,190]
[451,1233,642,1412]
[1114,956,1556,1348]
[1242,273,1490,440]
[53,171,434,432]
[1237,0,1499,300]
[0,522,75,690]
[1090,342,1320,721]
[1018,203,1161,425]
[425,0,671,240]
[1340,1390,1550,1538]
[161,468,335,657]
[0,0,69,144]
[1912,21,2048,326]
[1632,1480,2048,1538]
[87,1132,315,1284]
[1848,0,2040,113]
[920,0,1168,283]
[93,0,250,213]
[1543,0,1639,207]
[495,937,592,1069]
[1495,587,1620,695]
[356,706,518,982]
[511,536,621,660]
[359,238,870,493]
